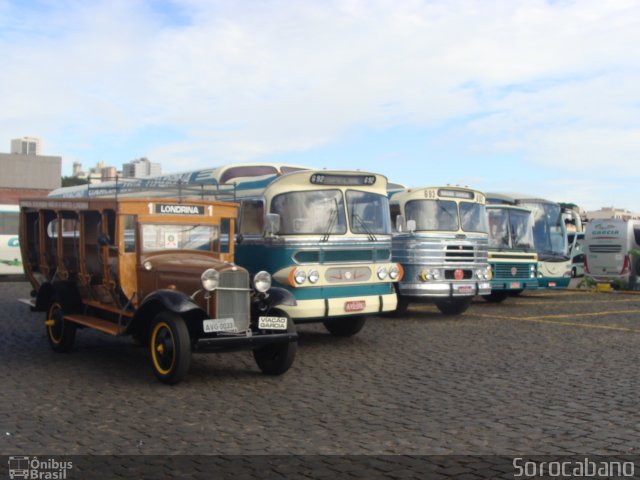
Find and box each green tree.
[61,176,89,187]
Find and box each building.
[586,207,640,222]
[122,157,161,178]
[71,161,121,184]
[10,136,41,156]
[0,138,61,203]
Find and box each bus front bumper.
[397,281,491,298]
[279,293,398,321]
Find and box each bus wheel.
[253,312,297,376]
[149,312,191,384]
[323,316,366,336]
[393,296,410,317]
[46,299,76,352]
[435,298,472,315]
[482,292,508,303]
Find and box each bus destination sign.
[154,204,205,215]
[310,174,376,186]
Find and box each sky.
[0,0,639,213]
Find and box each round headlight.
[432,269,440,280]
[476,269,484,279]
[143,261,153,271]
[308,270,320,284]
[294,269,307,285]
[253,270,272,293]
[201,269,220,291]
[389,265,400,280]
[377,266,388,280]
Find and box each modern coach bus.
[389,186,491,315]
[0,204,22,275]
[233,170,402,336]
[485,205,538,302]
[584,219,640,288]
[486,193,570,289]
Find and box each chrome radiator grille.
[216,270,250,331]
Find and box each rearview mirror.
[395,215,405,233]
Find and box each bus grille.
[589,245,622,253]
[493,263,532,279]
[445,245,475,262]
[216,270,250,331]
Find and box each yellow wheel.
[149,312,191,384]
[46,299,76,352]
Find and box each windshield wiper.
[351,212,376,241]
[321,200,339,242]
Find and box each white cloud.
[0,0,639,212]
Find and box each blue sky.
[1,0,639,212]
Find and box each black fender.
[136,289,204,316]
[251,287,296,316]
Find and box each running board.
[63,314,126,336]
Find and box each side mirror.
[395,215,405,233]
[265,213,281,236]
[406,219,417,234]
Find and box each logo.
[454,269,464,280]
[511,267,518,276]
[7,456,72,479]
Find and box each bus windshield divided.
[405,200,487,233]
[488,208,535,250]
[271,190,390,235]
[518,200,566,261]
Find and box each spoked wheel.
[46,299,76,352]
[149,312,191,384]
[254,311,297,376]
[435,298,472,315]
[482,291,509,303]
[323,316,366,336]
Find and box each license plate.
[203,318,236,333]
[258,316,288,330]
[509,282,521,289]
[548,281,557,287]
[458,286,473,294]
[344,300,366,312]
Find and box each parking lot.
[1,279,640,473]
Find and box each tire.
[435,298,472,315]
[46,299,77,352]
[323,316,367,336]
[149,312,191,384]
[482,292,509,303]
[253,312,297,376]
[393,296,410,317]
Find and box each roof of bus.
[485,192,559,205]
[19,197,239,210]
[486,204,532,213]
[254,170,389,197]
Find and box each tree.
[61,176,89,187]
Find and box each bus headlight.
[420,268,439,281]
[377,266,388,280]
[308,270,320,284]
[389,265,400,280]
[294,269,307,285]
[201,269,220,291]
[253,271,272,293]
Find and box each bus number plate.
[258,316,288,330]
[345,300,366,312]
[509,282,521,289]
[458,286,473,294]
[203,318,236,333]
[548,281,557,287]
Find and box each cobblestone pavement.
[1,281,640,461]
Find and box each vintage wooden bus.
[18,196,298,384]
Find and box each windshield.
[405,199,487,233]
[346,191,391,234]
[518,201,567,259]
[141,224,218,253]
[488,209,534,249]
[459,202,488,233]
[271,190,347,235]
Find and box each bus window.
[122,215,136,253]
[239,200,264,235]
[346,191,390,234]
[220,166,278,184]
[405,200,458,232]
[220,218,231,253]
[271,190,346,235]
[460,202,488,233]
[634,227,640,246]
